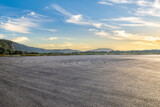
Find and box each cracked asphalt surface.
[0,55,160,107]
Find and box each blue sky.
[1,0,160,50]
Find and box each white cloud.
[136,7,160,17]
[120,24,144,26]
[0,17,35,34]
[52,4,119,29]
[113,30,140,39]
[92,23,102,28]
[28,11,36,16]
[52,4,89,25]
[99,0,152,6]
[99,0,160,18]
[49,37,58,40]
[9,34,16,36]
[95,31,122,40]
[66,15,89,25]
[88,29,98,32]
[134,0,160,17]
[98,1,113,5]
[12,37,29,43]
[41,28,56,32]
[95,31,110,37]
[0,13,38,33]
[110,17,160,27]
[0,11,51,34]
[52,4,73,16]
[46,29,56,32]
[136,0,152,6]
[0,34,5,38]
[112,30,160,42]
[93,30,160,44]
[97,1,160,46]
[107,0,133,4]
[154,0,160,8]
[111,17,140,22]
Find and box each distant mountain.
[2,39,160,55]
[89,48,112,52]
[13,42,80,53]
[0,39,80,54]
[0,39,113,54]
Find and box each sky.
[1,0,160,51]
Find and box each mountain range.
[1,39,160,54]
[0,39,113,53]
[13,42,81,53]
[89,48,112,52]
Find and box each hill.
[13,42,80,53]
[0,39,80,54]
[0,39,15,54]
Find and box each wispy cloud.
[0,12,39,34]
[98,1,113,5]
[99,0,160,18]
[106,17,160,27]
[88,29,98,32]
[49,37,58,40]
[95,31,110,37]
[41,28,57,32]
[0,16,37,34]
[112,30,143,40]
[52,4,119,29]
[90,29,160,45]
[99,0,152,6]
[52,4,72,16]
[108,0,133,4]
[154,0,160,8]
[135,0,160,17]
[28,11,36,16]
[66,15,89,25]
[95,31,123,40]
[52,4,89,25]
[11,37,29,43]
[0,11,51,34]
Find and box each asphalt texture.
[0,55,160,107]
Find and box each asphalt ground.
[0,55,160,107]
